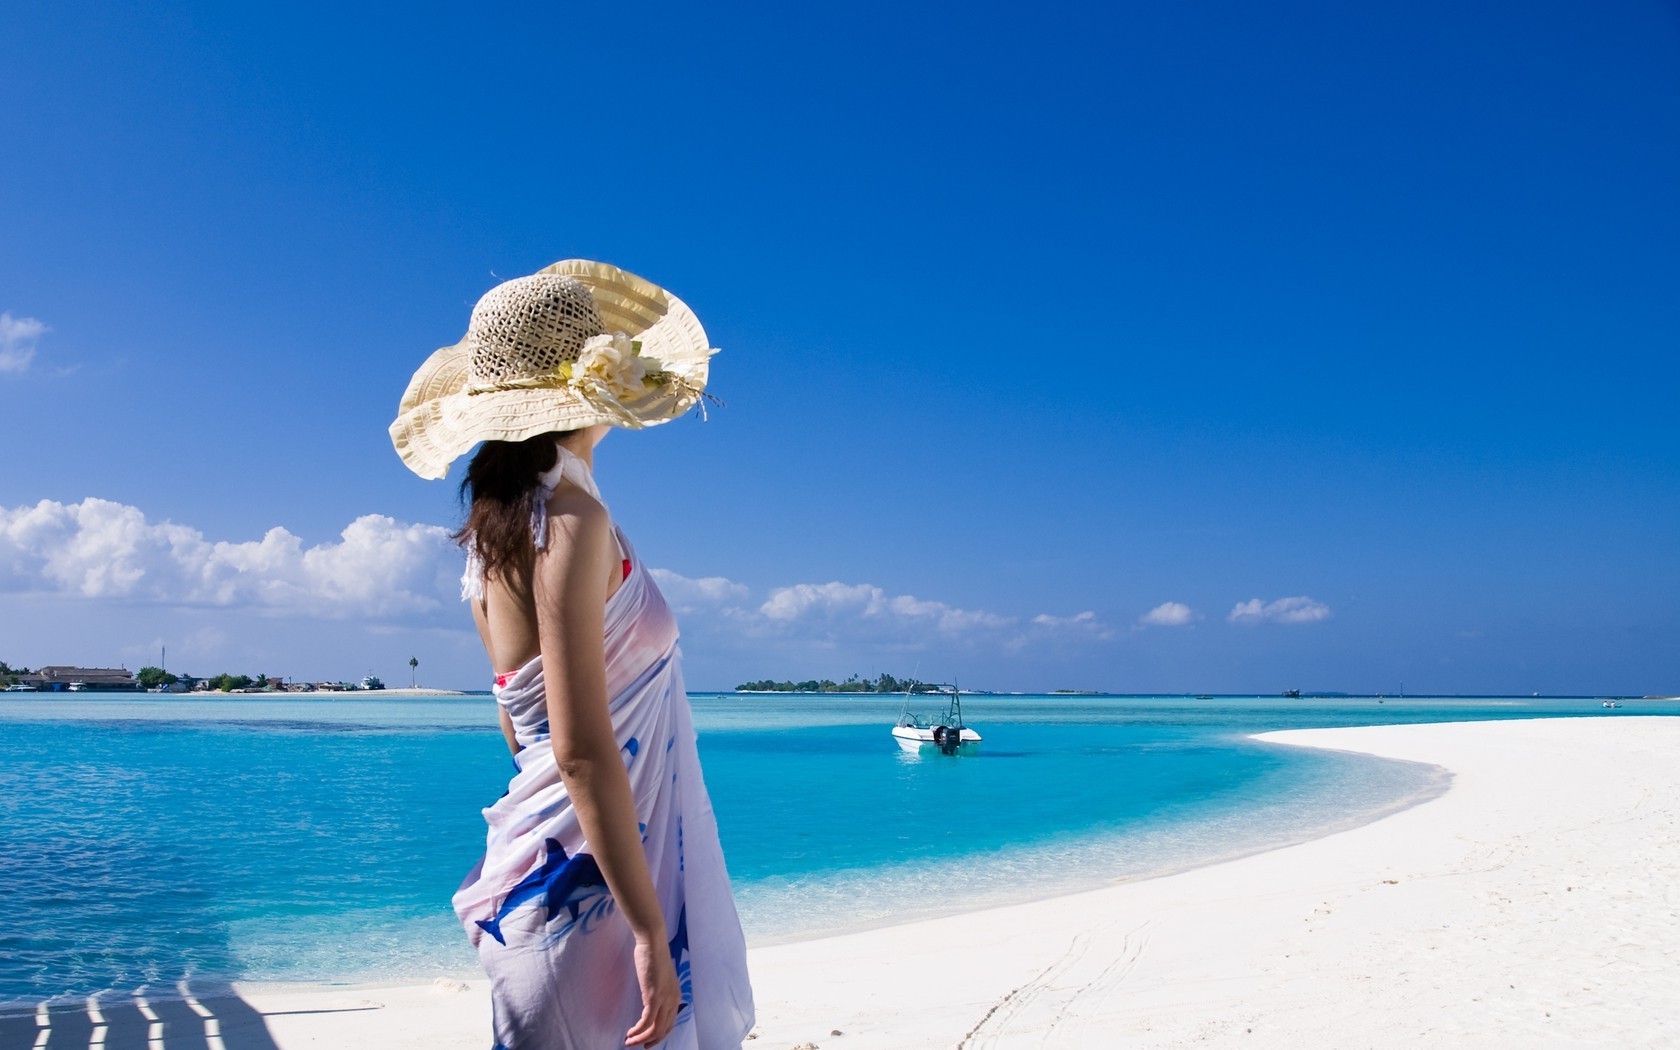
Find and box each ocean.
[0,691,1671,1008]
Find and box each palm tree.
[409,656,419,689]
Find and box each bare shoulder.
[535,488,612,565]
[544,485,609,526]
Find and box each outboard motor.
[934,725,960,755]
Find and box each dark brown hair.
[452,432,568,589]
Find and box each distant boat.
[360,675,386,691]
[892,686,981,756]
[1282,689,1301,699]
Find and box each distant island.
[3,659,390,694]
[735,673,946,694]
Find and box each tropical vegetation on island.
[136,666,179,688]
[3,658,359,694]
[734,673,945,694]
[139,667,266,691]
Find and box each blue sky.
[3,0,1676,693]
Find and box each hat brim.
[389,261,713,480]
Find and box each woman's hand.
[624,934,682,1047]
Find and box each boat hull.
[891,725,982,755]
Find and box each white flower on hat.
[566,331,665,403]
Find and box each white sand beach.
[234,716,1679,1048]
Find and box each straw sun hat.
[389,260,715,480]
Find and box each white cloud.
[1,497,1120,659]
[647,569,1110,649]
[648,568,750,614]
[1031,610,1109,633]
[759,581,1012,634]
[0,312,47,374]
[1139,601,1195,627]
[0,498,457,618]
[1227,595,1332,625]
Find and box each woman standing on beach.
[389,261,755,1049]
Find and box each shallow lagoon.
[0,692,1670,1005]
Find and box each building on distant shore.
[27,666,139,692]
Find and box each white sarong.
[452,448,754,1049]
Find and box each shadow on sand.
[0,983,380,1049]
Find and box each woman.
[389,261,755,1049]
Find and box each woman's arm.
[533,493,680,1046]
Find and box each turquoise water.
[0,692,1671,1007]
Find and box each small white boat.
[892,688,981,756]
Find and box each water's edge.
[217,727,1456,1005]
[5,696,1667,1009]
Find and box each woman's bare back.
[469,486,628,678]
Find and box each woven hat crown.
[467,275,605,391]
[391,259,714,480]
